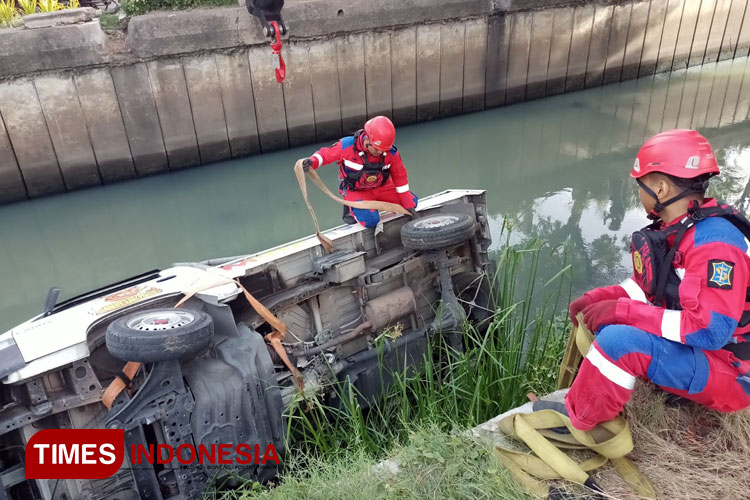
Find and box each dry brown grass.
[593,381,750,500]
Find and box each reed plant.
[37,0,62,12]
[0,0,17,26]
[15,0,34,15]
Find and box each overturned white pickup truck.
[0,190,496,500]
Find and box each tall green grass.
[226,231,571,498]
[282,233,571,459]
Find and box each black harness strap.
[341,130,391,190]
[637,178,711,221]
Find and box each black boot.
[342,205,357,225]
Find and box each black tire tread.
[106,308,214,363]
[400,213,475,250]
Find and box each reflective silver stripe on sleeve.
[661,309,682,342]
[619,278,648,303]
[313,153,323,167]
[395,184,410,194]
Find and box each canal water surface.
[1,56,750,332]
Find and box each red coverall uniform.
[566,198,750,430]
[309,132,417,228]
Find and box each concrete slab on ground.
[22,7,100,29]
[0,22,107,78]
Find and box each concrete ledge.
[22,7,100,29]
[0,0,643,75]
[492,0,620,12]
[127,0,490,58]
[125,0,626,60]
[283,0,489,38]
[126,8,265,58]
[0,21,108,78]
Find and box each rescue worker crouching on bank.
[298,115,418,227]
[566,129,750,431]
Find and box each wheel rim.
[413,214,460,229]
[455,277,493,324]
[126,310,195,331]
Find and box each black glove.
[302,158,312,172]
[407,207,417,217]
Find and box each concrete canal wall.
[1,0,750,204]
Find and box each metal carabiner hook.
[269,21,286,83]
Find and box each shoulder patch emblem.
[707,260,734,289]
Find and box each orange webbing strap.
[235,281,304,391]
[102,361,140,409]
[294,160,411,253]
[557,313,594,389]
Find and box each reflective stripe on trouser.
[342,186,418,228]
[565,324,750,431]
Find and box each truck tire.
[400,213,475,250]
[106,308,213,363]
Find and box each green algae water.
[1,56,750,332]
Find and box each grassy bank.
[224,234,571,498]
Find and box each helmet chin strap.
[636,178,710,221]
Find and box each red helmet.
[364,116,396,151]
[631,129,720,179]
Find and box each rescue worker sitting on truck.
[565,129,750,431]
[298,115,418,227]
